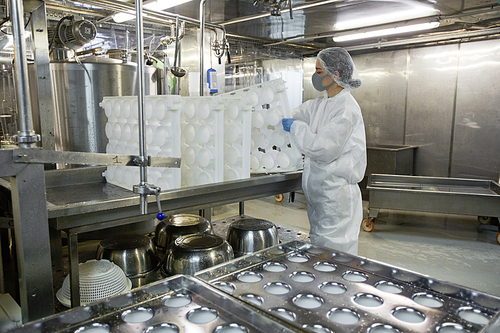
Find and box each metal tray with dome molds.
[195,240,500,333]
[9,275,302,333]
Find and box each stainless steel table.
[0,166,302,308]
[364,174,500,238]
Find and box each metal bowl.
[227,218,279,257]
[154,214,213,253]
[162,234,233,276]
[96,234,159,278]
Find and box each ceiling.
[165,0,500,53]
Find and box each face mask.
[312,73,335,91]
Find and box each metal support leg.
[199,208,212,222]
[49,225,62,267]
[68,230,80,307]
[10,164,54,322]
[239,201,244,216]
[368,208,380,219]
[0,233,3,294]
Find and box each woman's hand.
[282,118,295,132]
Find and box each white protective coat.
[290,90,366,255]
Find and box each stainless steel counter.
[0,164,302,309]
[1,166,302,227]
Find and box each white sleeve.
[290,105,354,165]
[291,99,314,124]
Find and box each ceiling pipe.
[219,0,344,26]
[263,4,500,47]
[45,1,109,17]
[342,26,500,52]
[266,13,500,48]
[72,0,225,34]
[265,15,442,47]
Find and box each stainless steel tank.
[29,56,158,153]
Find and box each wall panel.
[302,57,321,102]
[352,50,408,145]
[405,44,459,176]
[452,40,500,180]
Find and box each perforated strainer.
[57,259,132,307]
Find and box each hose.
[48,15,73,54]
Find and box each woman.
[282,47,366,255]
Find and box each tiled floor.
[213,193,500,297]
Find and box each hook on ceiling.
[253,0,293,19]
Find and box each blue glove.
[282,118,295,132]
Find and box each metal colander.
[56,259,132,307]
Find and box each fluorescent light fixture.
[112,11,135,23]
[145,0,193,11]
[112,0,193,22]
[334,7,438,30]
[333,22,440,42]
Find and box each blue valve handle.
[154,191,165,220]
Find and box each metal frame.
[30,1,56,151]
[2,0,54,322]
[45,168,301,307]
[12,149,180,168]
[0,150,55,322]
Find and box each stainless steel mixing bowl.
[96,234,159,278]
[227,218,279,257]
[154,214,213,253]
[163,234,233,276]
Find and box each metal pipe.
[199,0,207,96]
[46,2,109,18]
[342,26,500,52]
[5,0,9,21]
[135,0,148,214]
[10,0,38,148]
[265,15,440,47]
[163,53,168,95]
[220,0,343,26]
[71,0,225,32]
[264,4,500,48]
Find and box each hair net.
[317,47,361,90]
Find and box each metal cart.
[363,174,500,243]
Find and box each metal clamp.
[133,155,151,167]
[133,183,164,217]
[133,183,160,196]
[12,133,41,144]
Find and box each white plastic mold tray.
[221,95,252,181]
[101,96,182,191]
[180,96,225,187]
[196,241,500,333]
[221,79,303,173]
